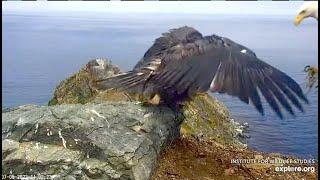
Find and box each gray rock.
[2,102,183,180]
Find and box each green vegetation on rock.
[181,93,242,147]
[48,58,120,106]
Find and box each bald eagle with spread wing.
[96,26,308,119]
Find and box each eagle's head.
[294,1,318,26]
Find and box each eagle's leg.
[148,93,161,105]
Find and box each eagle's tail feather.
[95,71,150,93]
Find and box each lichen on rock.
[180,93,245,147]
[48,58,121,106]
[2,103,183,179]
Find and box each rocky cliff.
[6,59,295,180]
[2,103,183,179]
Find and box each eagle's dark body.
[97,26,308,119]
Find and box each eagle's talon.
[148,94,161,105]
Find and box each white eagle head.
[294,1,318,26]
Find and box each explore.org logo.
[231,157,317,173]
[275,166,316,173]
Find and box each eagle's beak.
[294,13,305,26]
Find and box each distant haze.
[3,1,306,16]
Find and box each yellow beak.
[294,14,305,26]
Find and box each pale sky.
[2,1,307,15]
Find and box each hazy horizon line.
[2,1,305,16]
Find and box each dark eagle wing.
[152,36,308,119]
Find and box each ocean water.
[2,12,318,159]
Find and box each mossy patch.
[48,97,58,106]
[180,93,240,146]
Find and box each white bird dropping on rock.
[58,129,67,148]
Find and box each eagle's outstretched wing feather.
[96,26,308,119]
[152,39,308,119]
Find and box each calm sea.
[2,12,318,159]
